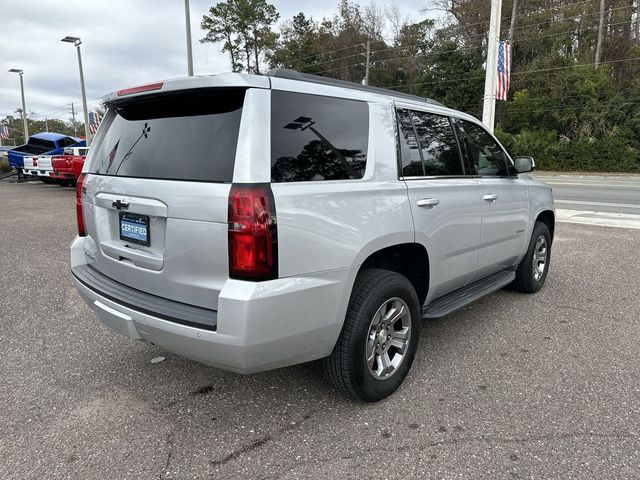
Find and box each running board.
[422,269,516,319]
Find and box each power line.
[381,0,604,44]
[454,89,634,109]
[405,0,608,38]
[315,19,636,76]
[291,42,367,65]
[387,56,640,91]
[469,97,640,116]
[289,2,619,71]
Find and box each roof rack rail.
[265,68,444,107]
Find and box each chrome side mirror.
[513,156,535,174]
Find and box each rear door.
[81,88,247,310]
[456,119,529,279]
[397,107,481,303]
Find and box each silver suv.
[71,70,554,402]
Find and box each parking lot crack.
[210,410,315,468]
[159,427,175,479]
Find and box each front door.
[396,107,481,303]
[456,120,530,279]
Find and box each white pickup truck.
[23,155,54,182]
[23,147,87,183]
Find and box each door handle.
[483,194,499,202]
[417,198,440,208]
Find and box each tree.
[201,0,243,71]
[268,13,324,73]
[236,0,279,74]
[200,0,279,74]
[415,40,485,111]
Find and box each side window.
[59,137,75,148]
[396,109,423,176]
[411,111,464,176]
[271,91,368,182]
[459,120,510,176]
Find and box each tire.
[511,221,551,293]
[322,268,421,402]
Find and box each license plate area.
[119,212,150,246]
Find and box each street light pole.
[482,0,502,133]
[62,36,91,145]
[9,69,29,141]
[184,0,194,76]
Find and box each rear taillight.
[228,184,278,281]
[76,173,86,237]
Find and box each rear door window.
[271,91,368,182]
[88,89,245,182]
[397,109,464,177]
[411,111,464,176]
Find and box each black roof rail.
[265,68,444,107]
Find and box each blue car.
[7,132,86,170]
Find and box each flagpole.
[482,0,503,133]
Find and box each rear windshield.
[27,138,56,149]
[89,89,245,182]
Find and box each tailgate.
[82,176,230,310]
[79,87,246,311]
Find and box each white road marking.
[556,209,640,230]
[555,199,640,209]
[544,182,640,188]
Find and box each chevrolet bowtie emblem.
[112,199,129,210]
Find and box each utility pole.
[70,102,78,136]
[45,118,49,132]
[508,0,518,48]
[184,0,194,76]
[595,0,605,68]
[363,39,371,85]
[482,0,502,133]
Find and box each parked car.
[7,132,85,172]
[70,70,555,402]
[51,146,88,185]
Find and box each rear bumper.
[51,171,76,180]
[70,236,355,374]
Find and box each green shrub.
[0,158,11,174]
[496,128,640,173]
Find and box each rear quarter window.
[270,91,369,182]
[88,88,245,182]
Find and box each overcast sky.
[0,0,429,122]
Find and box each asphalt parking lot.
[1,179,639,479]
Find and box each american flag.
[88,111,102,135]
[0,124,9,141]
[496,41,511,101]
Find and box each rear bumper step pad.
[71,264,217,331]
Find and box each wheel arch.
[536,210,555,244]
[356,243,430,306]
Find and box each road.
[532,173,640,229]
[1,179,639,479]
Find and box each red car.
[51,147,88,185]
